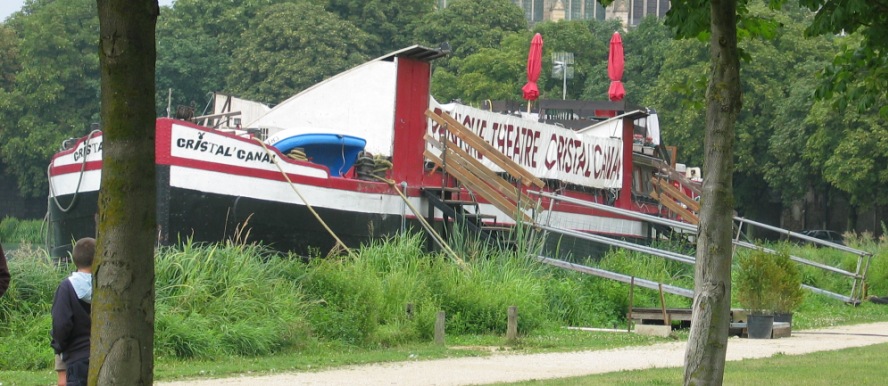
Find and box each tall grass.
[154,240,310,358]
[845,229,888,296]
[0,216,46,245]
[2,223,886,374]
[0,244,66,370]
[757,232,888,300]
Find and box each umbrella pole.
[527,100,531,113]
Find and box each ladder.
[423,110,544,247]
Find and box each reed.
[0,217,46,245]
[154,239,310,358]
[2,219,887,373]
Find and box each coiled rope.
[286,147,307,162]
[354,152,393,181]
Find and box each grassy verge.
[0,329,673,385]
[1,218,886,385]
[499,342,888,385]
[155,329,671,381]
[0,216,46,246]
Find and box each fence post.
[627,276,635,332]
[434,311,446,345]
[507,306,518,342]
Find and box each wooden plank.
[654,177,699,212]
[654,178,700,212]
[427,110,534,187]
[651,190,699,225]
[424,133,445,151]
[629,308,694,322]
[444,148,522,204]
[426,110,527,185]
[441,139,523,201]
[634,324,671,337]
[426,134,521,203]
[661,181,700,212]
[426,110,545,188]
[651,190,699,224]
[437,111,544,188]
[427,134,540,213]
[424,150,531,222]
[443,162,529,223]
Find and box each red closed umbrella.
[607,31,625,101]
[522,33,543,110]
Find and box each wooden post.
[627,277,635,332]
[507,306,518,342]
[666,145,677,167]
[406,303,414,320]
[658,283,669,326]
[434,311,446,345]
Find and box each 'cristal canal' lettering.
[543,134,621,179]
[176,133,276,164]
[72,142,102,162]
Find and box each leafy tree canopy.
[414,0,527,72]
[325,0,435,57]
[0,0,100,197]
[431,34,527,104]
[799,0,888,116]
[155,10,229,116]
[225,2,373,103]
[0,25,19,91]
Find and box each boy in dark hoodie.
[0,242,10,298]
[51,237,95,386]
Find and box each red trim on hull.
[49,162,103,176]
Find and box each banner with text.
[429,103,622,190]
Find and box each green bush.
[0,217,46,245]
[597,249,694,317]
[771,249,805,314]
[153,241,310,358]
[302,256,385,345]
[735,248,803,315]
[430,252,549,335]
[0,247,66,370]
[736,249,781,314]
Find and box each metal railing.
[527,191,873,304]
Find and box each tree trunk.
[683,0,741,385]
[90,1,158,385]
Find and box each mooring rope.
[253,138,352,257]
[48,130,102,213]
[371,175,466,269]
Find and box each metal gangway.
[526,191,874,304]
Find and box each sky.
[1,0,175,22]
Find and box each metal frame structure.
[528,191,874,304]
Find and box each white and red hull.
[48,46,660,258]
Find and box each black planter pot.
[774,312,793,326]
[747,314,774,339]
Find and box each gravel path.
[160,322,888,386]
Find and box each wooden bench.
[629,308,791,338]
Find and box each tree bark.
[683,0,741,385]
[90,1,158,385]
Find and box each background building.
[436,0,671,26]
